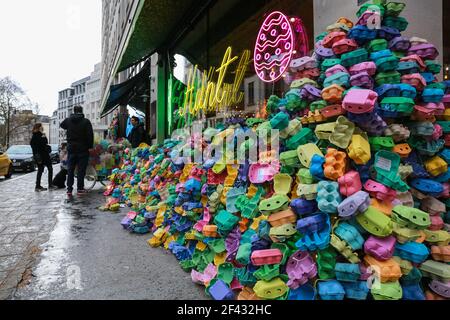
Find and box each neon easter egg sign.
[254,11,295,83]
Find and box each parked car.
[50,144,60,164]
[6,145,36,172]
[0,151,13,179]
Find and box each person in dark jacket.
[60,106,94,197]
[127,116,147,148]
[30,123,55,191]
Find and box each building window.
[248,81,255,106]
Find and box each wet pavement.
[0,167,207,300]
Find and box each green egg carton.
[297,168,316,185]
[356,206,393,237]
[425,60,442,75]
[375,71,402,86]
[393,223,422,244]
[371,281,403,300]
[317,248,337,279]
[254,264,280,282]
[369,136,395,151]
[426,82,446,91]
[423,229,450,246]
[321,58,342,71]
[236,243,252,265]
[392,51,406,59]
[218,263,234,284]
[259,195,290,215]
[383,16,409,32]
[393,256,413,276]
[329,116,355,149]
[357,2,385,18]
[214,210,240,231]
[341,48,369,68]
[436,121,450,134]
[316,31,329,43]
[235,267,257,286]
[385,2,406,17]
[208,239,226,254]
[380,97,415,114]
[286,128,314,150]
[280,150,301,167]
[310,100,328,112]
[392,205,431,230]
[368,39,388,52]
[246,118,265,127]
[271,243,291,265]
[376,56,399,72]
[419,260,450,282]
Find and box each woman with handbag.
[30,123,56,191]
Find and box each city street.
[0,168,206,300]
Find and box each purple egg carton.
[296,214,328,234]
[315,45,336,60]
[429,280,450,298]
[350,72,374,89]
[377,27,401,41]
[347,111,387,135]
[301,84,322,101]
[208,279,235,300]
[389,36,411,52]
[121,217,133,229]
[337,191,370,219]
[286,251,317,290]
[364,235,396,261]
[408,43,439,60]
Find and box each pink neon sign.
[254,11,294,83]
[254,11,309,83]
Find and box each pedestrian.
[127,116,147,148]
[60,105,94,198]
[30,123,55,192]
[52,142,68,189]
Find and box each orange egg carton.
[363,255,402,283]
[203,225,219,238]
[371,198,393,216]
[320,104,345,119]
[336,17,354,29]
[267,209,298,227]
[237,287,261,300]
[239,218,250,233]
[431,246,450,263]
[324,148,347,181]
[301,110,325,124]
[392,144,412,158]
[322,31,347,48]
[322,84,345,103]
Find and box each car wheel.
[5,165,13,179]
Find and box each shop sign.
[178,47,251,117]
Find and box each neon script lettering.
[179,47,251,117]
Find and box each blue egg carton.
[416,139,445,157]
[348,25,377,44]
[435,169,450,183]
[375,84,401,99]
[410,178,444,197]
[335,223,365,251]
[310,154,325,180]
[208,280,235,300]
[370,49,393,61]
[422,88,445,103]
[342,281,370,300]
[401,268,423,285]
[376,56,399,73]
[398,84,417,99]
[288,284,316,300]
[317,181,342,214]
[290,199,318,216]
[318,280,345,300]
[335,263,361,282]
[397,61,421,75]
[377,26,401,41]
[323,72,350,88]
[376,105,399,119]
[296,213,328,234]
[401,284,426,300]
[421,73,436,84]
[296,214,331,251]
[395,242,430,264]
[440,149,450,163]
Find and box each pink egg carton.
[415,103,445,116]
[364,179,397,202]
[325,64,349,78]
[322,31,347,48]
[440,183,450,199]
[442,94,450,104]
[191,263,217,285]
[429,215,445,231]
[432,124,443,140]
[356,10,379,26]
[127,211,138,220]
[332,38,358,55]
[349,61,377,76]
[248,161,280,184]
[251,249,283,266]
[421,197,446,216]
[342,89,378,114]
[402,73,427,91]
[364,235,397,261]
[338,170,362,197]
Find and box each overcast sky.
[0,0,101,117]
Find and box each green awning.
[117,0,204,72]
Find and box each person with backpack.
[127,116,148,148]
[30,123,56,191]
[60,105,94,198]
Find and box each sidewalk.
[0,168,206,300]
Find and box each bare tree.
[0,77,36,147]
